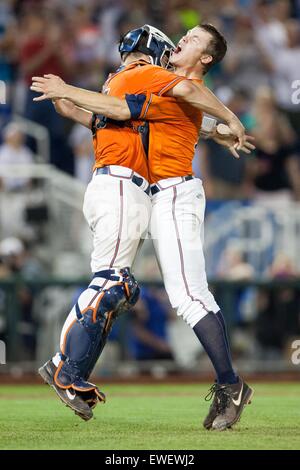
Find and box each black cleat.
[211,377,254,431]
[74,389,106,421]
[203,382,219,430]
[38,360,93,421]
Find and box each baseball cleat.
[74,389,106,421]
[79,389,106,409]
[203,382,220,430]
[211,377,254,431]
[38,360,93,421]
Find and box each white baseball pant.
[83,167,151,272]
[150,177,220,328]
[52,166,151,368]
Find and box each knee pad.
[55,268,139,390]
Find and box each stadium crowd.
[0,0,300,198]
[1,0,300,371]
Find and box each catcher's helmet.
[119,24,175,68]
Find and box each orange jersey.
[93,60,185,181]
[139,79,203,184]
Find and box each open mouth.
[174,44,182,54]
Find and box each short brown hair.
[199,23,227,74]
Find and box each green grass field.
[0,382,299,450]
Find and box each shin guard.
[54,268,139,394]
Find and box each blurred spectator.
[217,244,254,280]
[0,122,34,191]
[268,251,298,279]
[255,251,300,356]
[215,243,255,328]
[0,2,19,122]
[19,9,75,172]
[0,237,26,272]
[295,0,300,19]
[274,0,294,23]
[130,287,174,361]
[0,3,18,73]
[251,86,300,201]
[255,15,300,134]
[0,236,45,360]
[0,236,45,282]
[209,0,240,39]
[200,138,247,199]
[19,10,72,90]
[223,16,269,94]
[255,286,300,357]
[253,0,289,49]
[69,4,106,89]
[98,1,133,72]
[0,0,298,183]
[200,88,254,199]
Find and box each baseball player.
[123,25,254,432]
[33,27,185,421]
[32,25,254,429]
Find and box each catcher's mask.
[119,24,175,69]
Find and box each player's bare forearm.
[170,80,232,120]
[31,74,131,120]
[53,99,93,129]
[173,80,237,123]
[71,106,93,129]
[170,80,246,148]
[64,85,131,120]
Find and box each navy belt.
[95,167,150,195]
[151,175,194,196]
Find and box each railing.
[2,160,300,277]
[205,199,300,277]
[0,163,85,207]
[1,277,300,374]
[0,164,90,273]
[12,115,50,163]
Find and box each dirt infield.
[1,371,299,385]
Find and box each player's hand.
[31,74,68,101]
[213,123,255,159]
[52,98,76,118]
[227,117,246,150]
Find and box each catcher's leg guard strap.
[82,267,139,379]
[55,268,139,390]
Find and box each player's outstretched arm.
[52,99,93,129]
[31,74,131,121]
[169,80,246,149]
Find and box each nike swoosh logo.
[232,384,243,406]
[66,389,76,401]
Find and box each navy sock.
[215,310,233,362]
[193,311,238,384]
